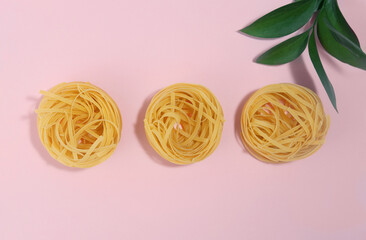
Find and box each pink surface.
[1,0,366,239]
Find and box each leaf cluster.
[241,0,366,111]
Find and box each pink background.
[1,0,366,239]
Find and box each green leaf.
[308,29,337,111]
[240,0,317,38]
[256,30,310,65]
[324,0,360,46]
[317,10,366,70]
[325,21,366,62]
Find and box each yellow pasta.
[144,83,224,165]
[36,82,122,168]
[241,83,330,163]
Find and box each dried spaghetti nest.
[144,83,224,165]
[36,82,122,168]
[241,83,330,163]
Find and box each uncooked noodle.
[241,83,330,163]
[144,83,224,164]
[36,82,122,168]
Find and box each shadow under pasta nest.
[134,92,185,168]
[28,96,85,172]
[234,90,256,155]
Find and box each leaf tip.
[254,56,270,65]
[239,26,253,36]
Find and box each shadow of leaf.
[289,55,318,93]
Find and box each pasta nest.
[36,82,122,168]
[241,83,330,163]
[144,83,224,165]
